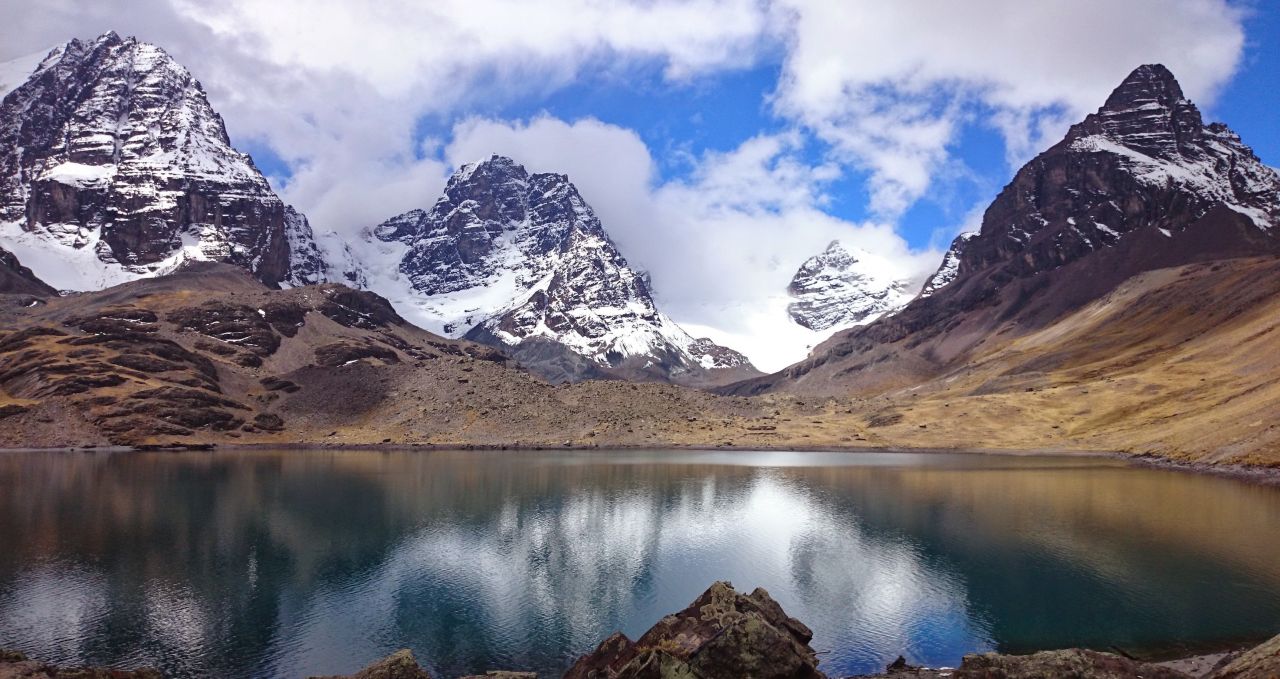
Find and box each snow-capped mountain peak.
[359,155,756,383]
[0,31,325,291]
[786,240,917,331]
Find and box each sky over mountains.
[1,0,1276,367]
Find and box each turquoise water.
[1,449,1279,677]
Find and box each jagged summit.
[1104,63,1185,110]
[361,155,757,384]
[1068,62,1208,160]
[940,62,1280,291]
[0,31,326,290]
[786,240,916,331]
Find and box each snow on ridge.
[39,162,117,188]
[919,232,975,298]
[786,239,918,332]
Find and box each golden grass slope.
[0,258,1277,466]
[842,256,1280,464]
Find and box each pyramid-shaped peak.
[449,154,529,187]
[1103,64,1186,111]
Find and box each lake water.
[1,449,1279,678]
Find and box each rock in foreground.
[564,581,825,679]
[951,648,1190,679]
[309,649,432,679]
[0,649,161,678]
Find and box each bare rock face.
[564,581,825,679]
[368,155,756,384]
[787,240,916,331]
[0,32,326,289]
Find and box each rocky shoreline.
[3,582,1276,679]
[5,443,1279,490]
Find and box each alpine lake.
[2,449,1279,678]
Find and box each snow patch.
[39,162,117,188]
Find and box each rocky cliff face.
[725,64,1280,396]
[786,240,916,331]
[0,32,325,289]
[366,155,756,384]
[928,63,1278,297]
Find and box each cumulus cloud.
[771,0,1246,217]
[446,116,939,369]
[0,0,1251,366]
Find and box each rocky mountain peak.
[1070,63,1205,159]
[362,156,757,384]
[934,63,1279,294]
[725,65,1280,399]
[786,240,916,332]
[0,31,326,290]
[1102,63,1186,111]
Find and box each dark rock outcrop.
[564,581,824,679]
[0,246,57,297]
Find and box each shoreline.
[3,442,1279,486]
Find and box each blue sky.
[3,0,1272,366]
[227,1,1280,255]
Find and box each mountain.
[0,32,326,291]
[3,258,1277,464]
[0,245,56,297]
[362,155,758,384]
[786,240,916,331]
[726,64,1280,397]
[0,262,779,449]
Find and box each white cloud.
[0,0,1251,368]
[446,116,939,370]
[771,0,1246,216]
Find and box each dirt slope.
[0,260,1277,466]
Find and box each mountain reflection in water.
[1,450,1279,678]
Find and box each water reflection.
[0,450,1278,678]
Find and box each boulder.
[309,649,431,679]
[564,581,824,679]
[953,648,1190,679]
